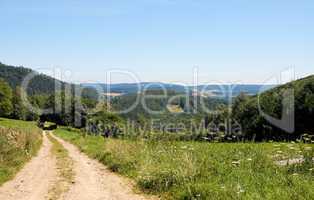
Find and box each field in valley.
[55,127,314,200]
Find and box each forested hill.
[0,62,65,95]
[232,74,314,140]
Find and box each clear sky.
[0,0,313,84]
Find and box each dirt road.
[0,131,154,200]
[50,133,151,200]
[0,131,57,200]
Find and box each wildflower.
[237,184,245,194]
[232,161,240,166]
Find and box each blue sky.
[0,0,313,84]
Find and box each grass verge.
[55,127,314,200]
[0,118,42,185]
[47,132,74,200]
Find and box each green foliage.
[232,75,314,141]
[81,97,98,110]
[110,90,226,136]
[0,79,13,117]
[0,62,65,95]
[39,90,87,127]
[88,111,123,124]
[10,86,27,120]
[86,111,124,137]
[111,91,225,119]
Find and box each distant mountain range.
[81,82,187,94]
[81,83,276,97]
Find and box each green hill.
[0,62,65,95]
[232,75,314,141]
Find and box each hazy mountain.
[81,82,275,97]
[81,82,187,94]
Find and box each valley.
[0,63,313,199]
[0,1,313,199]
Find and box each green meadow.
[55,127,314,200]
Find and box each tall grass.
[0,118,42,185]
[55,128,314,200]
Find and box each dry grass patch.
[0,118,42,185]
[47,133,74,200]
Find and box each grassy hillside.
[55,127,313,200]
[0,118,42,185]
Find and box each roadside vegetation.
[47,132,74,200]
[0,118,42,185]
[55,127,313,200]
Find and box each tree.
[0,79,13,117]
[11,86,27,120]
